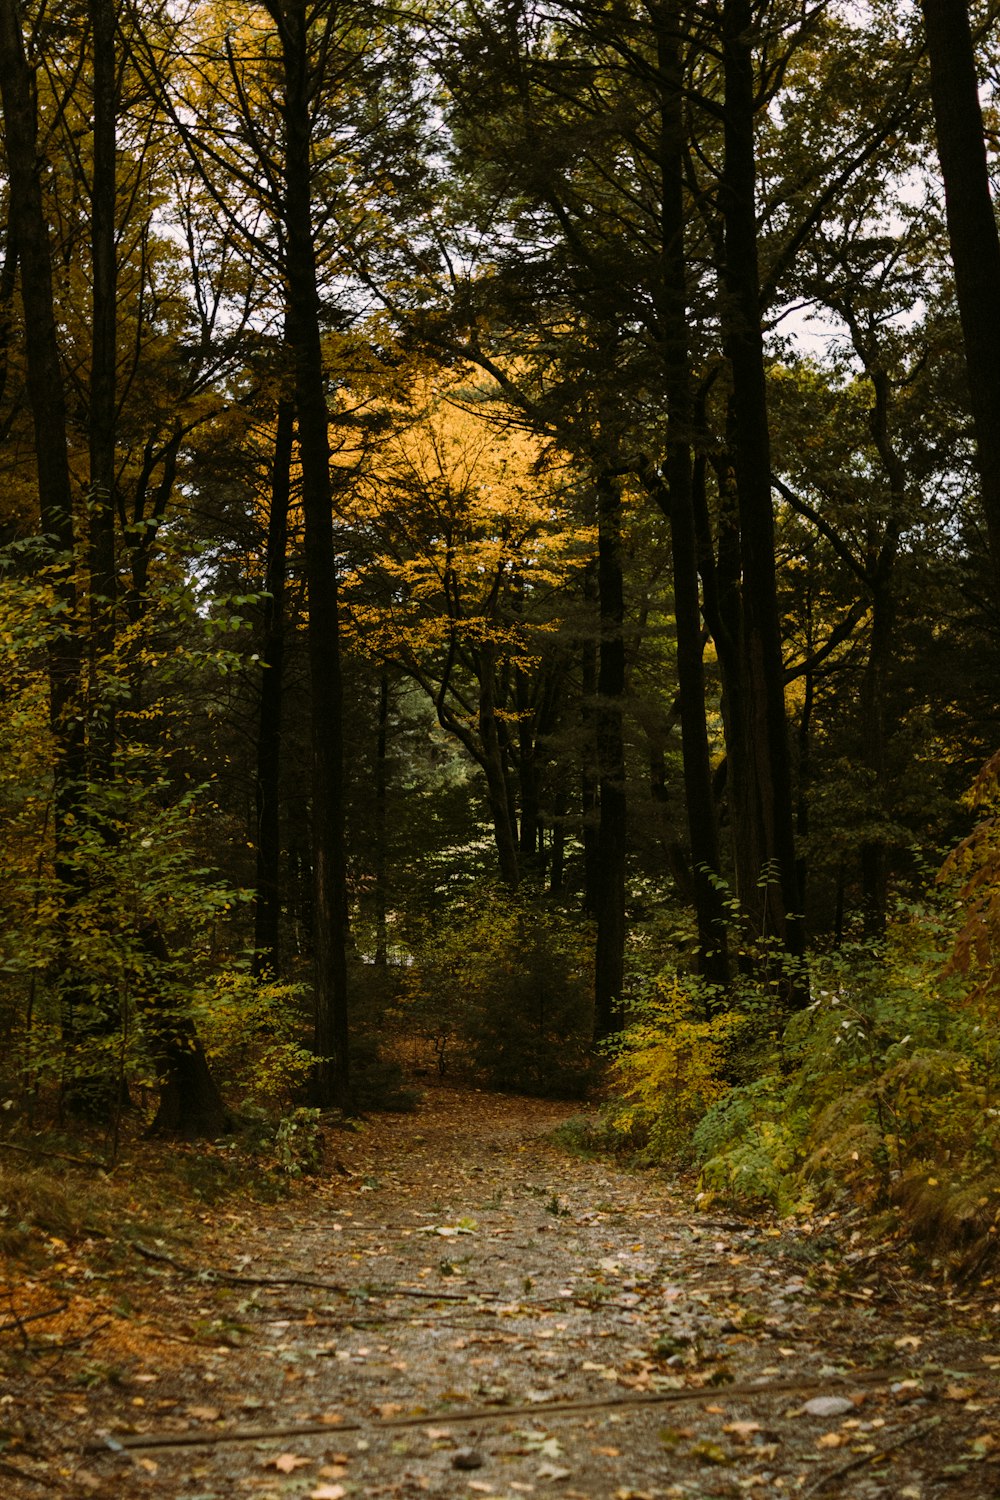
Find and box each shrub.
[603,974,749,1164]
[196,970,314,1109]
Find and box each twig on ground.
[0,1303,68,1335]
[87,1364,929,1454]
[0,1141,103,1169]
[24,1319,111,1356]
[0,1456,48,1488]
[130,1240,498,1303]
[802,1414,942,1496]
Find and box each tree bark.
[88,0,117,785]
[140,921,232,1139]
[646,0,730,997]
[373,668,389,966]
[719,0,804,989]
[252,398,294,978]
[580,562,600,916]
[478,640,521,888]
[920,0,1000,610]
[0,0,90,1066]
[593,470,627,1039]
[268,0,350,1106]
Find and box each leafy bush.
[599,763,1000,1273]
[273,1107,323,1177]
[602,974,749,1164]
[196,971,314,1109]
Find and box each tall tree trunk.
[720,0,804,989]
[860,577,893,939]
[373,668,389,967]
[140,920,232,1139]
[478,641,521,888]
[252,398,294,978]
[580,562,600,916]
[593,470,626,1039]
[516,664,541,868]
[270,0,350,1106]
[920,0,1000,610]
[88,0,117,785]
[0,0,88,1064]
[549,785,567,894]
[649,0,730,996]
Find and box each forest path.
[5,1083,1000,1498]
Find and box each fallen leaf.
[318,1464,348,1479]
[268,1452,313,1473]
[186,1405,222,1422]
[723,1421,763,1442]
[536,1461,572,1481]
[310,1487,346,1500]
[817,1432,843,1449]
[593,1444,621,1457]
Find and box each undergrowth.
[597,764,1000,1275]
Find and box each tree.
[920,0,1000,613]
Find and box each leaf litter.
[0,1081,997,1497]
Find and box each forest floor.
[1,1081,999,1500]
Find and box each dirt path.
[3,1084,999,1498]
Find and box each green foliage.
[400,883,596,1097]
[273,1107,323,1177]
[0,555,258,1119]
[602,974,748,1164]
[690,893,1000,1264]
[196,971,314,1109]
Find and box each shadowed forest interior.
[2,0,1000,1258]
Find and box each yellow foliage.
[340,367,596,673]
[608,978,746,1159]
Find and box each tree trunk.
[252,399,294,978]
[920,0,1000,610]
[593,471,627,1039]
[271,0,350,1106]
[0,0,91,1073]
[720,0,804,989]
[580,562,600,915]
[648,0,730,997]
[374,668,389,967]
[478,641,521,887]
[860,575,894,939]
[140,920,232,1139]
[88,0,117,786]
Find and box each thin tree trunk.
[373,668,389,967]
[594,470,626,1039]
[920,0,1000,609]
[859,580,893,939]
[252,398,294,978]
[581,562,600,916]
[478,642,521,887]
